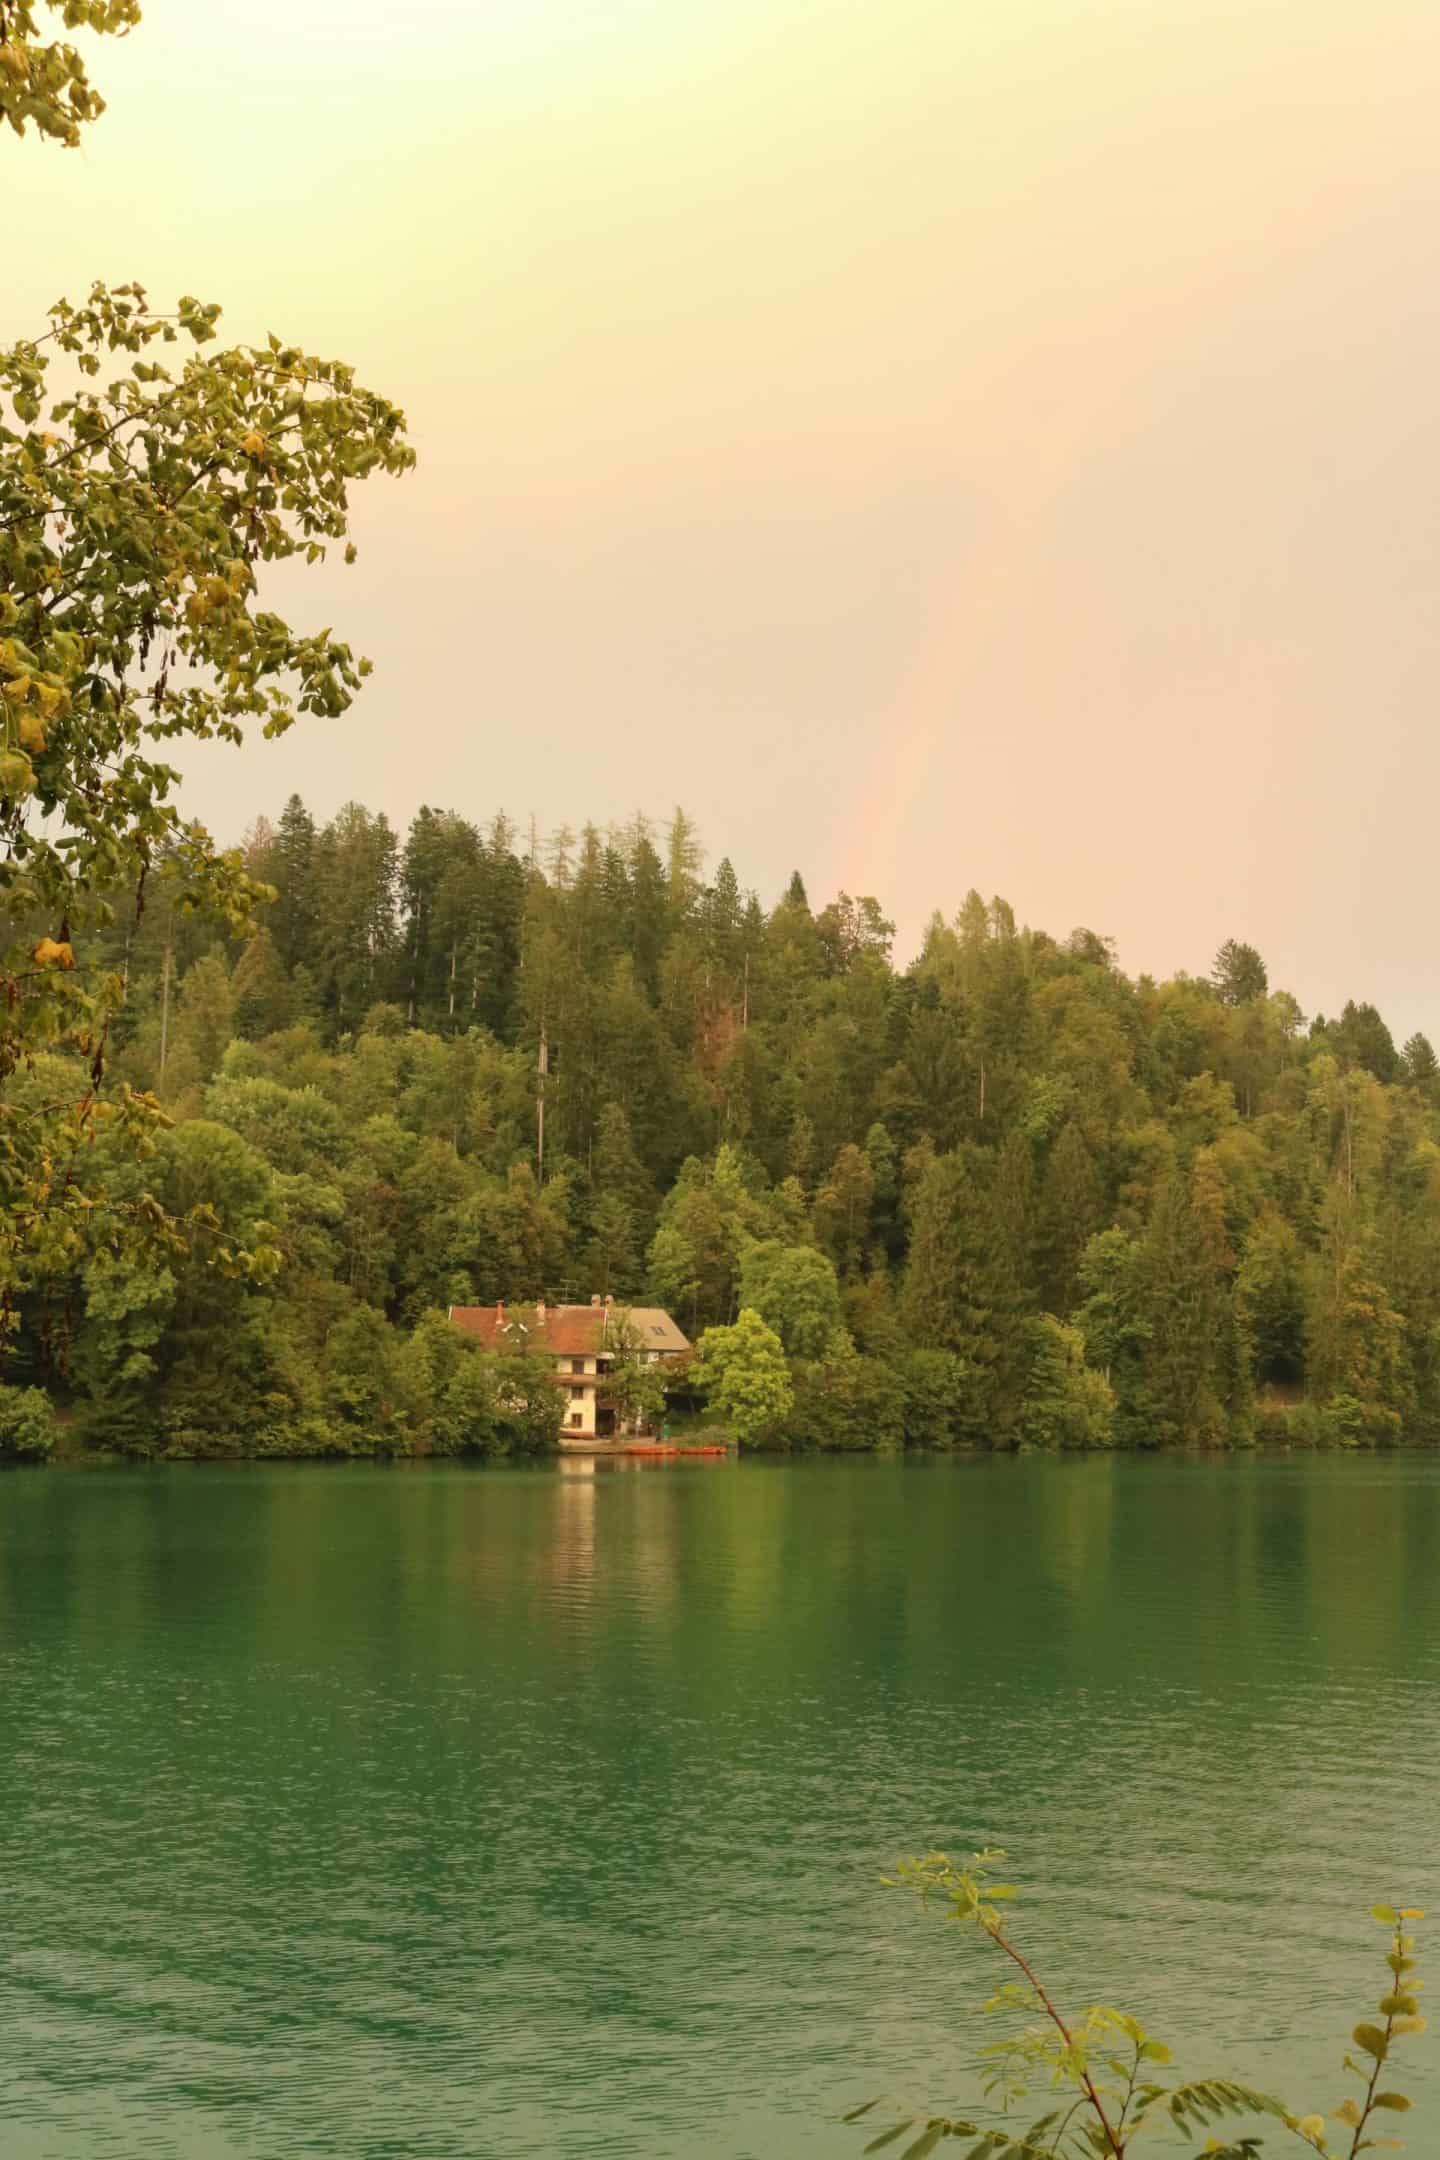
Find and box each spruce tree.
[1212,938,1269,1006]
[1036,1119,1105,1314]
[901,1146,1030,1443]
[269,796,318,975]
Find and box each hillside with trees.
[4,798,1439,1459]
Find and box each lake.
[2,1453,1438,2157]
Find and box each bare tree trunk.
[158,931,173,1083]
[537,1018,548,1180]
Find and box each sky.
[10,0,1440,1033]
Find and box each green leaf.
[844,2100,882,2123]
[1352,2023,1389,2059]
[1371,1905,1399,1925]
[1372,2093,1412,2111]
[864,2122,916,2153]
[898,2126,945,2159]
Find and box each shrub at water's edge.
[0,1386,58,1461]
[846,1849,1425,2157]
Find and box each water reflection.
[1,1455,1437,2158]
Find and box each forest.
[2,12,1428,1466]
[4,794,1438,1459]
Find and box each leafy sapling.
[843,1850,1424,2158]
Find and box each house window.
[568,1413,583,1428]
[570,1386,584,1401]
[570,1358,585,1374]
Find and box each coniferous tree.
[1306,1188,1412,1442]
[268,795,319,976]
[813,1142,877,1279]
[1402,1031,1439,1097]
[1139,1172,1216,1445]
[627,824,668,995]
[18,779,1440,1460]
[231,930,294,1042]
[1212,939,1269,1006]
[665,808,704,932]
[705,858,745,979]
[313,804,399,1031]
[1330,1000,1400,1083]
[901,1146,1029,1444]
[1036,1119,1106,1314]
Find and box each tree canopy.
[0,0,140,149]
[6,800,1439,1461]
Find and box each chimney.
[536,1299,546,1322]
[495,1300,504,1323]
[591,1293,601,1307]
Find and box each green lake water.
[2,1453,1438,2158]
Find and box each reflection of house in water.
[447,1297,690,1441]
[551,1444,684,1625]
[552,1458,599,1602]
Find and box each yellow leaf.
[32,938,75,970]
[240,428,266,458]
[16,711,46,753]
[0,749,36,797]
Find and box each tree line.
[4,793,1439,1458]
[4,10,1433,1462]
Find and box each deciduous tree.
[691,1306,792,1448]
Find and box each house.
[447,1297,691,1441]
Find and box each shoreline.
[9,1438,1438,1473]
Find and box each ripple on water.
[1,1454,1437,2157]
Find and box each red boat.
[620,1442,729,1458]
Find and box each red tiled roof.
[449,1302,692,1358]
[450,1304,606,1356]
